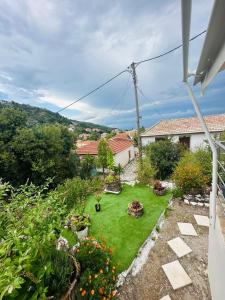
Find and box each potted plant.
[105,174,121,193]
[95,193,102,212]
[128,200,144,217]
[45,248,80,300]
[153,180,166,196]
[69,214,91,240]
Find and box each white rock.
[177,222,198,236]
[190,201,197,206]
[167,237,192,258]
[184,199,189,205]
[162,260,192,290]
[205,203,210,208]
[197,202,204,207]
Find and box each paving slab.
[162,260,192,290]
[194,215,209,227]
[167,237,192,258]
[177,222,198,236]
[160,295,171,300]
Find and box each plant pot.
[59,256,80,300]
[128,202,144,217]
[153,188,166,196]
[105,180,121,193]
[76,226,88,240]
[95,203,101,212]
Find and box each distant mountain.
[0,100,112,132]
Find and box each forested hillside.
[0,100,112,132]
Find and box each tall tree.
[97,139,113,175]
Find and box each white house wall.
[141,133,220,151]
[190,133,207,151]
[114,146,135,167]
[142,136,155,146]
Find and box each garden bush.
[74,238,117,300]
[0,181,73,299]
[57,177,103,210]
[145,139,185,179]
[172,152,209,194]
[136,157,155,185]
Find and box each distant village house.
[141,114,225,151]
[76,133,135,167]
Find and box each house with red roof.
[76,133,135,167]
[141,113,225,151]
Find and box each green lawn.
[85,184,171,272]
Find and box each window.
[179,136,190,148]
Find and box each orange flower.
[102,297,107,300]
[99,269,103,274]
[81,290,86,296]
[112,290,117,296]
[99,287,104,294]
[90,290,95,295]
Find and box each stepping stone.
[167,237,192,258]
[162,260,192,290]
[194,215,209,227]
[177,222,198,236]
[160,296,171,300]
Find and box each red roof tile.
[142,114,225,137]
[76,138,133,155]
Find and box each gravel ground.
[117,201,211,300]
[121,160,137,182]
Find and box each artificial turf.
[85,184,171,272]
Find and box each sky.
[0,0,224,129]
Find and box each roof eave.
[194,0,225,89]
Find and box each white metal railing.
[216,140,225,204]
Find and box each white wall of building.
[141,133,215,151]
[142,136,155,146]
[190,133,207,151]
[114,146,135,167]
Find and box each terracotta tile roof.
[76,138,133,155]
[114,132,130,140]
[142,114,225,137]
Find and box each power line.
[137,86,162,116]
[57,69,129,113]
[56,30,206,114]
[135,30,206,66]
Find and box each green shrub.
[105,174,119,184]
[172,187,184,198]
[136,157,155,185]
[74,238,117,299]
[80,155,96,179]
[0,182,71,299]
[45,249,73,299]
[145,139,185,179]
[57,177,104,211]
[193,148,212,184]
[172,153,209,194]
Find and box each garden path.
[117,201,211,300]
[120,159,137,183]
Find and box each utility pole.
[130,62,142,160]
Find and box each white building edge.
[181,1,225,299]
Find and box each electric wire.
[56,30,206,114]
[137,86,162,117]
[135,30,206,66]
[56,69,129,113]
